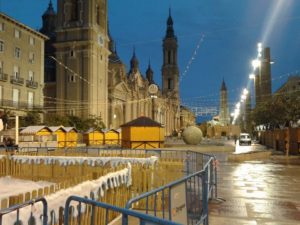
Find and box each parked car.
[239,133,251,145]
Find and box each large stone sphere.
[182,126,203,145]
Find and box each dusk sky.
[1,0,299,117]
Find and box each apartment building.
[0,13,48,116]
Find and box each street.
[209,143,300,225]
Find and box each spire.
[130,47,139,73]
[146,59,154,84]
[165,7,175,38]
[108,21,115,53]
[221,78,227,91]
[108,22,121,63]
[43,0,55,17]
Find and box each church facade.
[40,0,194,136]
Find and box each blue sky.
[1,0,299,118]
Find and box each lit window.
[0,23,4,31]
[28,71,34,81]
[0,41,4,52]
[15,47,21,58]
[14,29,21,38]
[29,36,35,45]
[29,52,35,63]
[13,65,19,78]
[28,91,34,108]
[13,88,19,107]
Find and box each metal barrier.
[64,195,181,225]
[0,198,48,225]
[124,155,216,225]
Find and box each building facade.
[0,13,47,116]
[40,1,194,136]
[275,75,300,94]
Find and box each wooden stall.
[121,116,164,149]
[83,128,104,146]
[104,129,120,145]
[64,127,78,148]
[19,126,55,147]
[49,126,67,148]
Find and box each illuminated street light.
[257,42,263,53]
[249,74,255,79]
[243,88,249,95]
[257,42,262,49]
[252,59,261,69]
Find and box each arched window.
[96,4,100,25]
[167,51,171,64]
[70,0,79,21]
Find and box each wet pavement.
[209,151,300,225]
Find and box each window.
[0,86,2,103]
[13,66,19,78]
[29,36,35,45]
[28,70,34,81]
[71,0,79,21]
[167,51,171,64]
[167,78,173,90]
[69,73,75,82]
[70,50,75,58]
[68,109,75,116]
[0,23,4,31]
[14,29,21,38]
[96,4,100,25]
[0,41,4,52]
[29,52,35,63]
[0,61,2,74]
[15,47,21,58]
[28,92,34,108]
[13,89,19,107]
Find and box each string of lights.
[179,34,205,83]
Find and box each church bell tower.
[162,9,179,100]
[55,0,109,124]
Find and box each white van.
[239,133,251,145]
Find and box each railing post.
[186,151,190,175]
[202,166,209,225]
[214,158,218,199]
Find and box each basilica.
[40,0,195,136]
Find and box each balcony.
[0,73,8,82]
[26,80,38,89]
[0,99,43,110]
[10,76,24,86]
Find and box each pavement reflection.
[209,150,300,225]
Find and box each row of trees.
[251,91,300,129]
[2,111,105,131]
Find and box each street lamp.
[252,59,261,70]
[249,74,255,80]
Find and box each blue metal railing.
[124,156,215,225]
[64,195,181,225]
[0,198,48,225]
